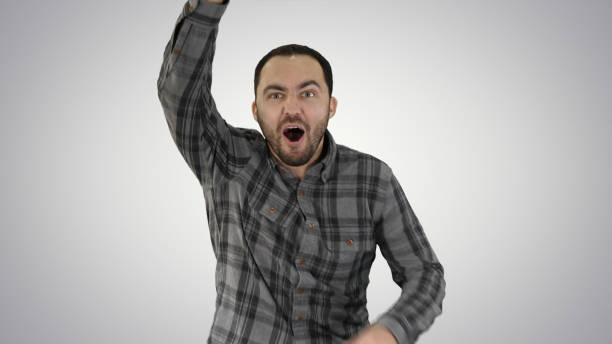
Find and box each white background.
[1,0,611,343]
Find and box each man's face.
[252,55,337,167]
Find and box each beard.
[257,111,330,167]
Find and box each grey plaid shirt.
[157,2,445,343]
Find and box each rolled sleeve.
[373,168,446,343]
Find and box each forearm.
[157,1,229,185]
[157,0,227,126]
[374,172,446,343]
[376,261,445,344]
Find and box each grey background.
[1,0,611,343]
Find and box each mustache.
[277,116,310,131]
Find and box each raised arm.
[371,171,446,344]
[157,0,253,188]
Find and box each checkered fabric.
[157,2,445,343]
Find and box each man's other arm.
[157,0,248,188]
[371,170,446,344]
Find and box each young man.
[157,1,445,343]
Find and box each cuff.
[186,0,228,25]
[376,314,415,344]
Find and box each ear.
[328,96,338,119]
[251,101,258,122]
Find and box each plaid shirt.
[157,2,445,343]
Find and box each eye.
[302,90,316,98]
[269,93,283,100]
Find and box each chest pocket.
[240,160,299,251]
[251,188,298,230]
[311,192,377,285]
[243,188,300,262]
[322,226,375,257]
[323,228,363,252]
[318,225,376,288]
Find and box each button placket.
[292,179,322,339]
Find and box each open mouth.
[283,126,305,143]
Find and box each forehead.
[258,55,326,91]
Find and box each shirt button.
[309,223,315,229]
[298,259,306,265]
[172,49,180,55]
[297,316,303,321]
[299,190,305,197]
[297,288,304,294]
[345,239,354,246]
[269,207,276,213]
[279,168,285,174]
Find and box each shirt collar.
[318,130,337,183]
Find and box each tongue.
[285,129,303,142]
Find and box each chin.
[280,155,310,167]
[279,148,313,167]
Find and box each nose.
[283,93,301,116]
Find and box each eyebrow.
[263,84,287,94]
[298,80,322,90]
[262,80,322,95]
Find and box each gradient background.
[1,0,611,343]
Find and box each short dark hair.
[254,44,333,98]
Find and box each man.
[157,0,445,343]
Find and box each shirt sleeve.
[373,170,446,344]
[157,0,253,188]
